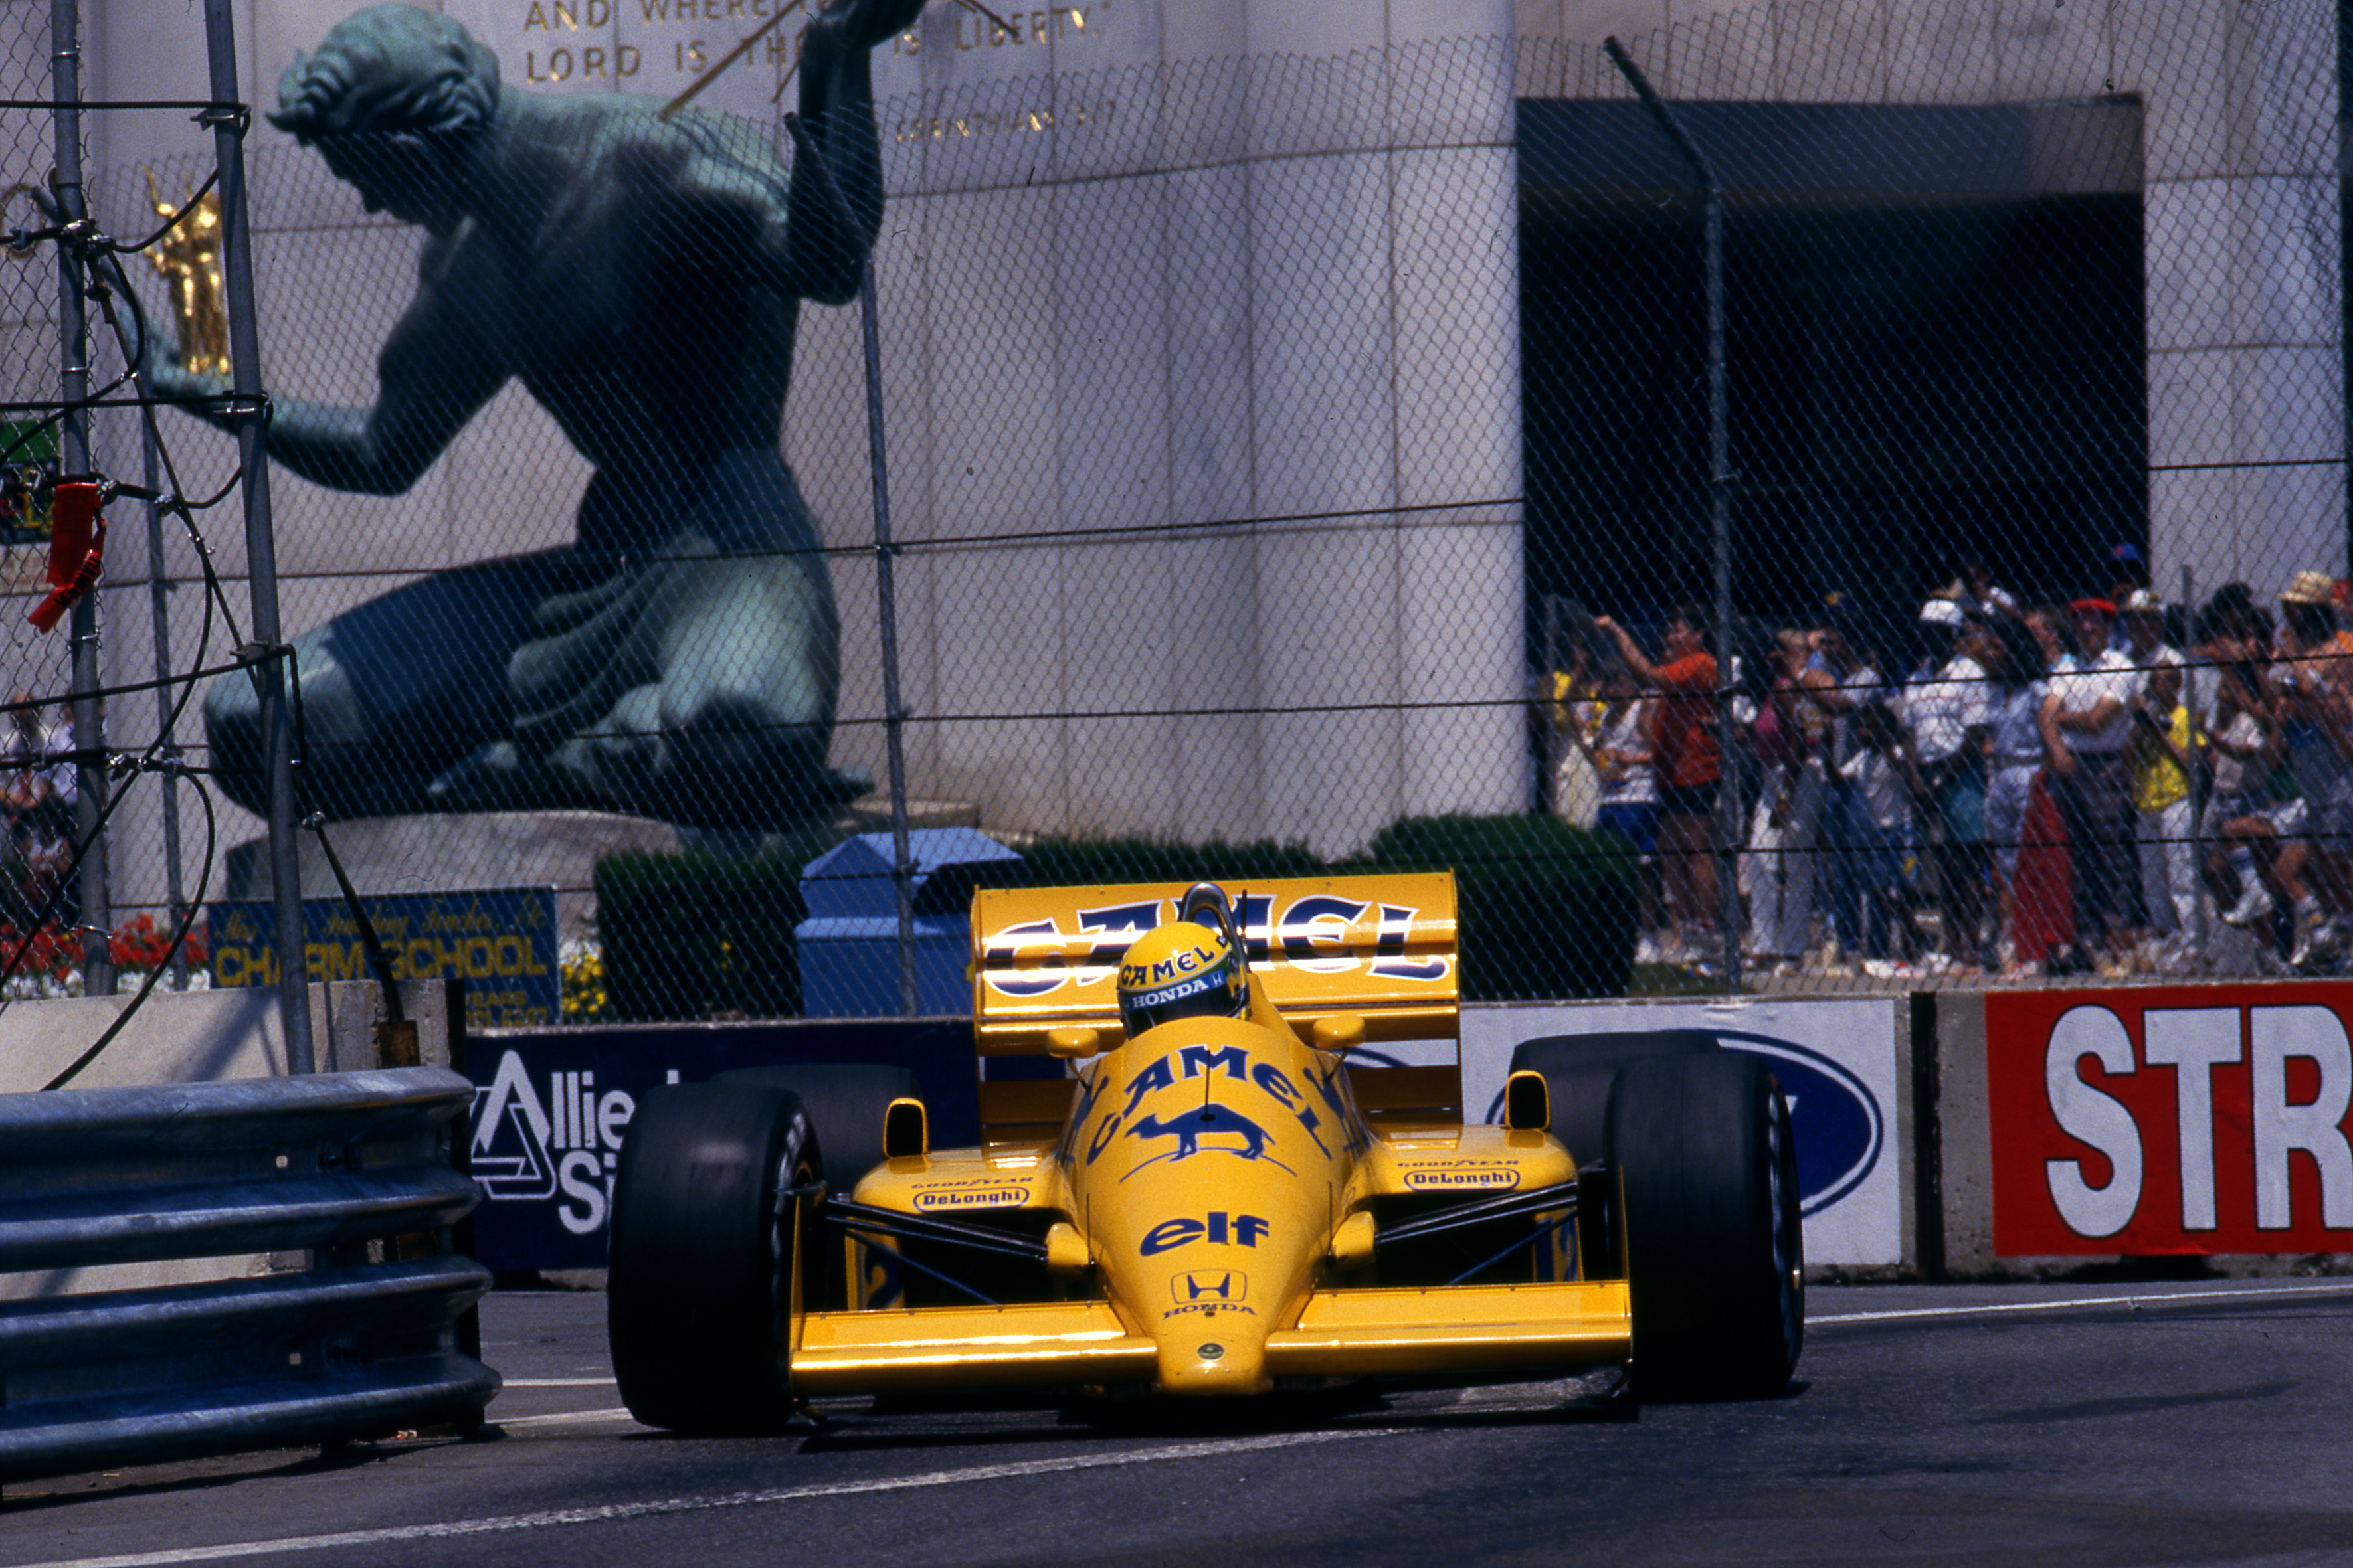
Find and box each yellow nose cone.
[1156,1326,1271,1395]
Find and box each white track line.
[493,1407,638,1429]
[499,1379,616,1389]
[12,1429,1393,1568]
[1812,1279,2353,1325]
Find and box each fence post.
[1605,38,1738,991]
[48,0,113,997]
[201,0,312,1071]
[860,261,916,1017]
[141,419,188,989]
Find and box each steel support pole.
[1539,594,1559,813]
[142,423,188,990]
[203,0,312,1070]
[1606,39,1739,992]
[858,258,917,1015]
[49,0,113,996]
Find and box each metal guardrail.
[0,1068,500,1484]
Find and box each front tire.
[607,1083,819,1433]
[715,1063,919,1196]
[716,1063,921,1310]
[1509,1029,1719,1170]
[1608,1053,1803,1399]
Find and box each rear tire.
[1508,1031,1718,1169]
[607,1083,818,1433]
[1511,1031,1719,1279]
[1607,1053,1803,1399]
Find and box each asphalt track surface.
[7,1279,2353,1567]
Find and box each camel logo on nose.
[1122,1103,1291,1178]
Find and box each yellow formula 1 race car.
[605,875,1801,1430]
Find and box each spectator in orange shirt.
[1598,606,1721,966]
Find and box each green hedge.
[593,818,1636,1019]
[1353,816,1637,1002]
[596,835,836,1021]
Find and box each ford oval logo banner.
[1461,999,1904,1265]
[1711,1029,1886,1217]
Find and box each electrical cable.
[0,549,213,1013]
[0,169,244,1072]
[41,765,218,1089]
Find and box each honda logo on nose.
[1173,1270,1248,1303]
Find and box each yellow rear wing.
[969,873,1458,1054]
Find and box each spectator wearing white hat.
[1907,601,1994,970]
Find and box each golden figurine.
[141,167,230,377]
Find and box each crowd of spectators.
[0,692,80,935]
[1541,555,2353,980]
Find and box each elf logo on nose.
[1141,1212,1271,1255]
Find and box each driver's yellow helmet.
[1117,921,1247,1037]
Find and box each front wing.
[789,1280,1631,1396]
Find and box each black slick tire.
[607,1083,818,1433]
[715,1065,922,1313]
[1606,1052,1804,1399]
[1509,1029,1719,1170]
[1511,1031,1719,1279]
[715,1063,920,1196]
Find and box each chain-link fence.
[1514,1,2341,990]
[0,5,78,999]
[0,0,246,1015]
[7,0,2344,1023]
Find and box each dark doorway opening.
[1519,98,2147,659]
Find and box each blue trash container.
[796,828,1022,1017]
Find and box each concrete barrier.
[1932,981,2353,1280]
[0,979,453,1094]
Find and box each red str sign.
[1987,986,2353,1256]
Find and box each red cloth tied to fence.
[2012,771,2074,964]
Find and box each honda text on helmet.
[1117,921,1248,1037]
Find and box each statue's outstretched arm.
[785,0,926,304]
[148,238,506,497]
[266,271,506,494]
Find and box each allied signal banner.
[465,1019,981,1270]
[209,888,561,1033]
[1988,986,2353,1256]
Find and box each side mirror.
[1327,1209,1376,1266]
[1503,1069,1551,1132]
[1044,1221,1091,1276]
[883,1096,929,1158]
[1311,1013,1366,1053]
[1046,1026,1105,1060]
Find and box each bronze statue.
[149,1,919,827]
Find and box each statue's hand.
[138,325,229,419]
[806,0,929,56]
